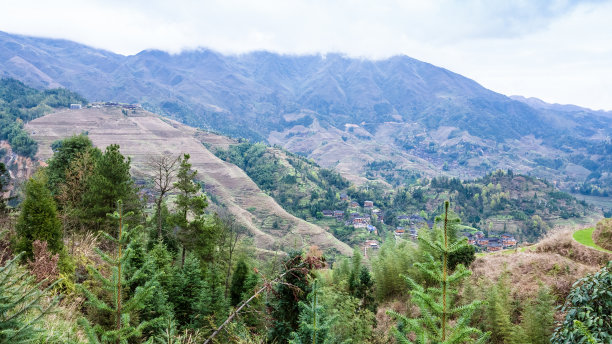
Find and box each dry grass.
[593,218,612,251]
[471,229,611,300]
[371,298,412,344]
[536,229,611,266]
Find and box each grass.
[573,227,612,253]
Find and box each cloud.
[1,0,611,109]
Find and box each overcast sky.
[2,0,612,110]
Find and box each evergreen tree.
[485,273,515,344]
[0,253,59,343]
[230,258,250,307]
[167,252,211,329]
[82,144,139,233]
[520,285,555,344]
[15,172,63,259]
[46,134,93,196]
[78,201,154,344]
[268,251,312,344]
[388,201,489,344]
[171,154,207,265]
[289,280,333,344]
[356,265,376,313]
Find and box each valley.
[24,106,351,255]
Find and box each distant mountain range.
[1,30,611,196]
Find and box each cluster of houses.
[389,214,519,253]
[393,214,429,241]
[463,232,517,252]
[324,193,519,255]
[89,102,143,110]
[322,194,383,235]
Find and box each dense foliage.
[551,262,612,343]
[0,78,87,157]
[213,141,349,219]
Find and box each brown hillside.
[25,107,351,255]
[593,218,612,251]
[471,229,611,300]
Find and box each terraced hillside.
[25,106,351,255]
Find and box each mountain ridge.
[2,30,612,199]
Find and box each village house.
[397,215,410,221]
[462,233,476,245]
[409,229,418,240]
[70,103,82,109]
[409,214,426,225]
[322,210,334,217]
[475,231,485,239]
[364,240,379,249]
[340,193,349,201]
[350,201,359,208]
[502,236,517,247]
[476,237,489,246]
[364,200,374,208]
[394,228,405,238]
[487,242,503,252]
[367,224,377,234]
[486,237,503,252]
[333,210,344,219]
[352,217,370,228]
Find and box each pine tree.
[0,253,60,343]
[520,285,555,344]
[289,280,333,344]
[167,252,211,329]
[171,154,207,266]
[485,274,515,344]
[82,144,139,233]
[46,134,93,196]
[268,251,311,344]
[388,201,489,344]
[230,258,250,307]
[15,172,63,259]
[78,201,154,344]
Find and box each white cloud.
[1,0,611,109]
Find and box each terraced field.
[26,107,351,255]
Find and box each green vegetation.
[573,227,612,253]
[551,262,612,343]
[388,202,489,343]
[0,253,60,343]
[213,141,350,220]
[0,78,86,157]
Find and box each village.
[322,193,518,255]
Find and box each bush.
[551,262,612,343]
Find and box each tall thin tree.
[388,201,489,344]
[147,154,179,238]
[78,201,154,344]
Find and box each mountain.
[2,31,612,197]
[24,106,352,255]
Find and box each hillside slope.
[25,107,351,255]
[2,31,612,194]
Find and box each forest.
[1,132,610,344]
[0,78,87,157]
